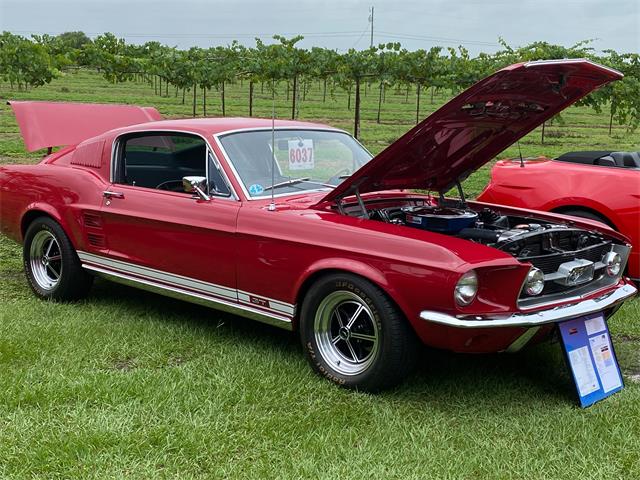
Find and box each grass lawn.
[0,71,639,479]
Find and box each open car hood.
[8,101,162,152]
[319,59,622,204]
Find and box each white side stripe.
[78,251,237,300]
[77,251,296,317]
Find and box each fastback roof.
[126,117,339,136]
[8,100,338,152]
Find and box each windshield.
[217,129,372,198]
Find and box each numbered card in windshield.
[288,140,314,171]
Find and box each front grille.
[535,270,606,296]
[517,241,631,309]
[520,241,611,274]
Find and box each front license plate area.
[558,313,624,408]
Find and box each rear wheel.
[23,217,93,301]
[300,273,418,392]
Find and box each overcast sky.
[1,0,638,55]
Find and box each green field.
[0,71,639,479]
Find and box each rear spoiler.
[8,101,163,152]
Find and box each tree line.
[1,31,639,139]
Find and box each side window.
[208,153,231,197]
[117,133,206,193]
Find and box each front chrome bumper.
[420,283,637,329]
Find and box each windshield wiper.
[263,177,311,192]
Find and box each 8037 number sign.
[288,140,314,171]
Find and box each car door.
[91,131,240,304]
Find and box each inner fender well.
[551,205,616,230]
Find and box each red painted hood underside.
[320,59,622,203]
[8,101,163,152]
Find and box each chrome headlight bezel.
[603,251,622,277]
[524,267,545,296]
[454,270,478,306]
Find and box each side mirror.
[182,176,210,201]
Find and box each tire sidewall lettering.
[300,275,392,388]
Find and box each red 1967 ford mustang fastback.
[0,59,636,391]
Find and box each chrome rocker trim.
[420,283,637,329]
[77,251,294,330]
[85,265,293,330]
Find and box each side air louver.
[82,212,102,228]
[87,233,106,248]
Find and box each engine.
[370,205,605,257]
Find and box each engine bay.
[347,198,612,266]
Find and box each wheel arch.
[292,260,409,331]
[20,205,69,241]
[20,207,60,237]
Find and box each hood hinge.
[334,187,369,218]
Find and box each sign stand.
[559,313,624,408]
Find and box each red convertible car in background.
[479,151,639,282]
[0,59,636,391]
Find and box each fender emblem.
[249,296,270,308]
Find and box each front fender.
[292,256,457,338]
[296,257,390,292]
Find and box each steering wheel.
[156,180,185,192]
[326,168,351,185]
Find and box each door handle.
[103,191,124,199]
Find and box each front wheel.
[300,273,418,392]
[23,217,93,301]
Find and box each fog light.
[454,270,478,306]
[603,251,622,277]
[524,267,545,296]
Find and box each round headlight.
[603,251,622,277]
[524,267,545,296]
[454,270,478,306]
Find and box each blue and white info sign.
[559,313,624,408]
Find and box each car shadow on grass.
[89,278,591,409]
[89,277,300,350]
[403,344,577,410]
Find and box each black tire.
[561,209,614,229]
[23,216,93,301]
[300,273,419,392]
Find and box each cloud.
[2,0,638,54]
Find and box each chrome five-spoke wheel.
[23,217,94,300]
[29,230,63,290]
[301,273,418,391]
[314,291,379,376]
